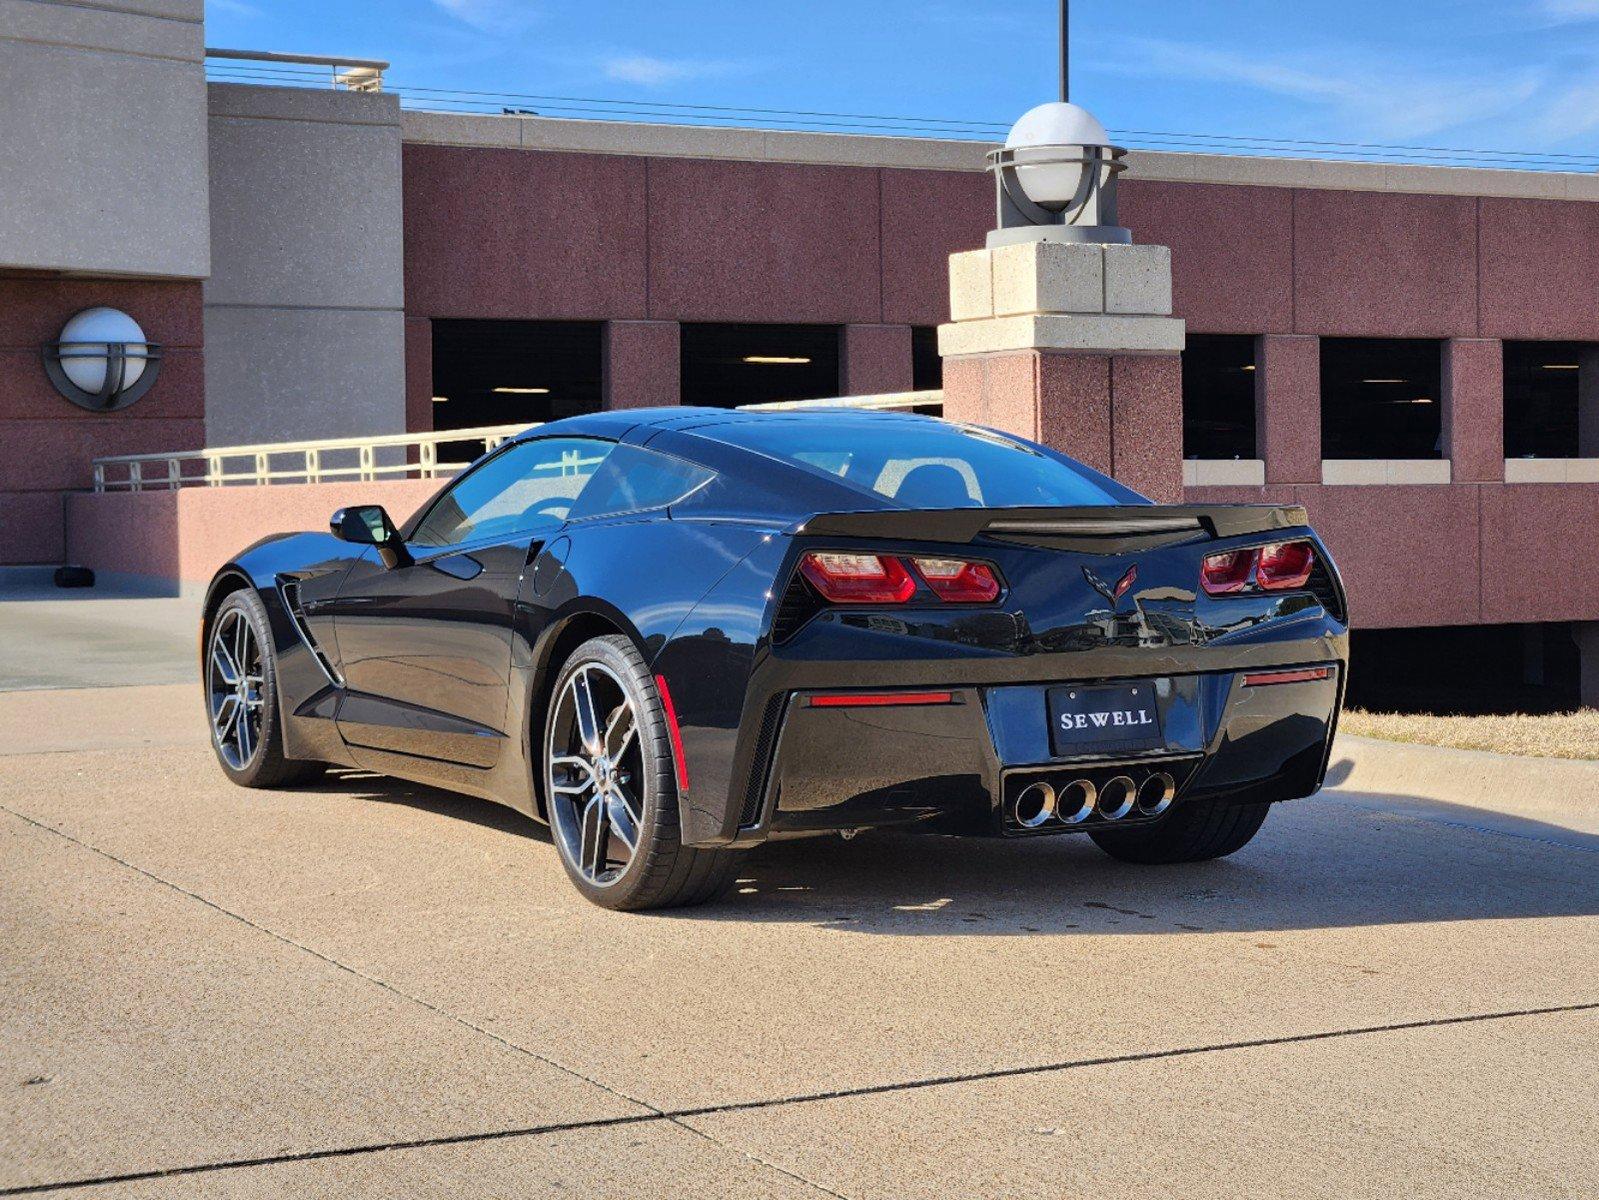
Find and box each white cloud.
[602,54,747,87]
[430,0,539,35]
[1103,36,1544,142]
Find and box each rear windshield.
[708,419,1141,508]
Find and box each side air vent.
[738,693,788,828]
[279,579,344,687]
[1305,559,1346,624]
[771,573,822,644]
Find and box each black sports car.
[202,408,1348,909]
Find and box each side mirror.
[330,505,411,568]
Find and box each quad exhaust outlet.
[1003,767,1182,832]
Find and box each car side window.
[410,437,613,549]
[566,444,715,522]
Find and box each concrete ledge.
[937,313,1185,357]
[208,82,401,126]
[399,111,1599,201]
[1183,459,1266,487]
[1321,459,1452,486]
[65,479,444,587]
[1330,733,1599,833]
[1504,457,1599,483]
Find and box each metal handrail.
[205,48,388,91]
[91,424,535,493]
[738,389,943,412]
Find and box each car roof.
[512,405,948,447]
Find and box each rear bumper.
[729,664,1343,845]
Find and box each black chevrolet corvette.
[202,407,1348,909]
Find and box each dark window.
[567,444,715,521]
[911,326,943,391]
[431,320,603,436]
[1346,623,1578,715]
[705,418,1142,507]
[1181,335,1257,459]
[411,437,612,548]
[1504,341,1582,458]
[680,323,841,408]
[1320,338,1442,459]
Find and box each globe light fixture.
[42,307,162,412]
[986,100,1130,248]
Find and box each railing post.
[305,448,320,484]
[254,452,269,484]
[420,440,437,478]
[359,444,375,482]
[207,455,222,486]
[93,463,105,493]
[129,461,143,492]
[167,458,180,490]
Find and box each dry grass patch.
[1341,708,1599,761]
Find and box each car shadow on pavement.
[304,763,1597,936]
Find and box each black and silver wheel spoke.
[547,661,647,888]
[208,609,264,771]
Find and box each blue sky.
[205,1,1599,161]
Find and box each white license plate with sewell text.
[1047,682,1164,757]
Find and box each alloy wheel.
[546,662,644,887]
[207,607,265,770]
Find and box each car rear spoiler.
[791,504,1310,550]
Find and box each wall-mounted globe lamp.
[42,307,162,412]
[986,101,1129,249]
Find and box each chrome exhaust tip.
[1057,778,1096,824]
[1097,775,1136,821]
[1137,772,1176,816]
[1011,781,1057,829]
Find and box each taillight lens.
[1201,540,1317,596]
[1255,540,1316,590]
[798,552,917,604]
[1200,549,1257,595]
[912,557,1001,603]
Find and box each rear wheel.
[1089,798,1270,865]
[543,635,740,911]
[205,589,323,788]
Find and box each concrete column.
[939,241,1185,501]
[1257,334,1320,484]
[604,320,680,409]
[1579,347,1599,457]
[1578,623,1599,710]
[842,324,913,395]
[1443,338,1504,482]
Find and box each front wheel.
[205,589,323,789]
[543,635,740,911]
[1090,798,1271,865]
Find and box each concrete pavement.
[1,683,1595,1198]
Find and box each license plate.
[1047,682,1164,757]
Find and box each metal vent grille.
[771,574,820,643]
[1306,559,1345,623]
[738,694,788,828]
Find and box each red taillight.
[798,552,917,604]
[1255,541,1316,590]
[1201,548,1257,595]
[911,557,1001,603]
[808,691,954,708]
[1202,540,1317,596]
[1242,666,1333,687]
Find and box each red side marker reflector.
[1242,667,1333,687]
[654,673,690,793]
[808,691,955,708]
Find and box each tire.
[204,589,324,789]
[1089,798,1271,865]
[542,634,740,911]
